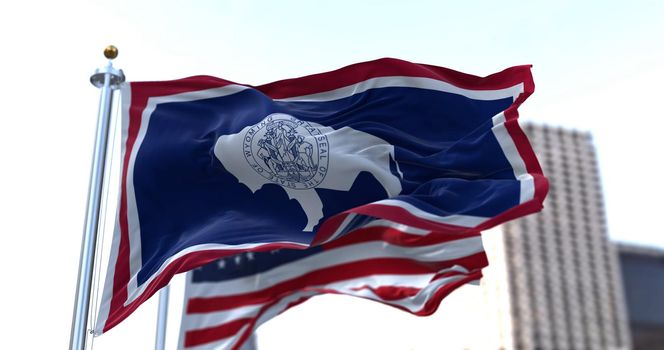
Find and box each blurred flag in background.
[179,222,487,349]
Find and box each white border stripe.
[118,74,528,319]
[94,84,133,334]
[93,217,123,334]
[275,76,524,102]
[490,112,535,204]
[124,79,521,292]
[361,219,430,235]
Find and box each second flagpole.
[155,285,170,350]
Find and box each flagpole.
[241,334,258,350]
[70,46,125,350]
[155,285,170,350]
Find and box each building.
[617,243,664,349]
[477,124,631,350]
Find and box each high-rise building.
[617,243,664,349]
[477,124,631,350]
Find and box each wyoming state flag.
[95,58,548,334]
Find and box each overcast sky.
[1,1,663,349]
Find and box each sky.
[1,0,663,349]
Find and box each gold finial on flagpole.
[104,45,118,60]
[90,46,124,89]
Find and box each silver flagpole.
[70,46,125,350]
[155,285,170,350]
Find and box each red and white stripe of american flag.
[178,219,487,350]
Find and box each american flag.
[178,218,487,350]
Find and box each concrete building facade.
[478,124,631,350]
[617,244,664,349]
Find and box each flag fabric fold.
[180,221,487,350]
[95,58,547,336]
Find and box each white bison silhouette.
[214,113,402,231]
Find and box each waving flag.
[179,223,487,350]
[95,58,547,335]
